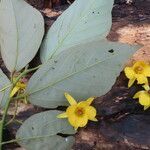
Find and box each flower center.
[134,66,143,74]
[75,107,85,116]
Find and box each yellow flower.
[124,61,150,87]
[143,84,150,91]
[10,82,26,98]
[133,85,150,110]
[57,93,98,130]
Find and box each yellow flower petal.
[86,106,97,121]
[66,105,77,116]
[90,117,98,121]
[133,91,144,99]
[136,74,148,84]
[17,82,26,89]
[66,103,89,128]
[139,92,150,106]
[144,105,150,110]
[77,101,88,107]
[124,61,150,88]
[133,61,150,76]
[64,93,77,105]
[74,127,78,130]
[76,116,88,127]
[86,97,95,105]
[10,86,20,98]
[57,112,68,118]
[143,84,150,91]
[68,115,88,129]
[128,78,136,87]
[143,65,150,77]
[124,67,135,79]
[58,93,98,129]
[133,61,146,70]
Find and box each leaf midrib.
[47,0,96,60]
[10,0,19,72]
[28,53,117,95]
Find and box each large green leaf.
[0,0,44,72]
[0,69,11,109]
[27,40,140,108]
[40,0,114,62]
[16,111,75,150]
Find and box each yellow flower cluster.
[10,81,26,98]
[124,61,150,110]
[124,61,150,87]
[57,93,97,130]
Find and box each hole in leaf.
[108,49,114,53]
[57,133,68,137]
[57,133,74,138]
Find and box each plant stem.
[0,95,12,150]
[14,119,23,125]
[0,139,18,146]
[11,93,28,101]
[14,65,41,86]
[5,100,18,126]
[0,65,41,150]
[27,65,41,73]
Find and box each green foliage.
[40,0,114,62]
[0,69,11,109]
[27,40,140,108]
[16,111,76,150]
[0,0,142,149]
[0,0,44,72]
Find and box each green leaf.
[0,69,11,109]
[16,111,75,150]
[0,120,2,130]
[40,0,114,62]
[0,0,44,72]
[27,40,140,108]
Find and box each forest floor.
[1,1,150,150]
